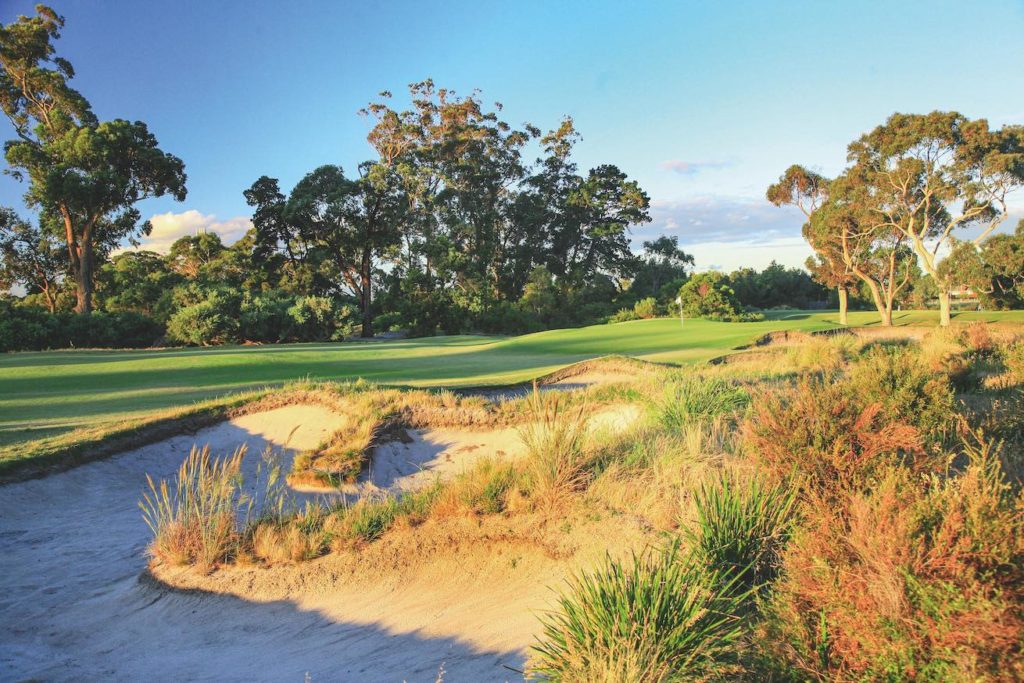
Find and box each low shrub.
[845,345,956,444]
[758,436,1024,681]
[529,544,749,682]
[633,297,658,319]
[744,378,927,498]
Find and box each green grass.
[2,309,1021,448]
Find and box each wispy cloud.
[123,210,253,254]
[659,159,733,176]
[641,196,804,245]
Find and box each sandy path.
[0,402,641,681]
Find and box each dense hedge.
[0,301,163,352]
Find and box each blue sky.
[2,0,1023,270]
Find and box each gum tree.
[845,112,1024,326]
[767,165,856,324]
[0,5,186,313]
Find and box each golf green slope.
[2,308,1021,447]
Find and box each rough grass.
[529,544,749,682]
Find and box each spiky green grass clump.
[529,545,749,682]
[687,473,796,594]
[519,386,590,504]
[656,376,749,430]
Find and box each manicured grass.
[2,308,1021,448]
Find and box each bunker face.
[0,399,641,681]
[0,405,355,682]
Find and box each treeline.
[0,208,829,350]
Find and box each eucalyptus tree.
[767,165,855,323]
[810,175,917,326]
[247,163,405,337]
[0,5,187,313]
[845,112,1024,325]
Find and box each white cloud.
[659,159,732,176]
[124,210,253,254]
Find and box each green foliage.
[845,344,955,444]
[633,296,658,319]
[0,299,162,351]
[656,376,749,430]
[677,272,742,320]
[519,386,591,503]
[688,474,796,595]
[166,287,241,345]
[529,544,748,681]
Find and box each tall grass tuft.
[657,376,749,431]
[687,473,796,595]
[140,444,249,571]
[529,544,748,682]
[519,385,590,505]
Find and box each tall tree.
[767,165,855,324]
[251,163,405,337]
[811,177,917,326]
[0,5,187,313]
[0,206,64,311]
[845,112,1024,326]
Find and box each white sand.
[0,402,641,682]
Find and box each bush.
[288,295,342,341]
[0,301,162,351]
[529,544,748,681]
[166,287,241,345]
[759,437,1024,681]
[608,307,640,324]
[677,272,743,320]
[240,291,292,342]
[846,345,956,445]
[633,297,658,319]
[744,378,927,498]
[656,376,749,430]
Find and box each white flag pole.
[675,296,684,328]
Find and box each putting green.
[2,308,1021,447]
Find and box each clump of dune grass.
[331,484,442,546]
[518,385,591,505]
[687,472,796,595]
[656,376,749,430]
[529,544,748,682]
[140,444,249,571]
[785,333,859,371]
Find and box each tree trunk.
[938,289,952,327]
[359,248,373,338]
[73,241,93,315]
[838,287,848,326]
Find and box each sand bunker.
[0,398,643,681]
[354,403,641,496]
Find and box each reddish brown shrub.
[743,378,928,497]
[758,437,1024,681]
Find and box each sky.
[1,0,1023,272]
